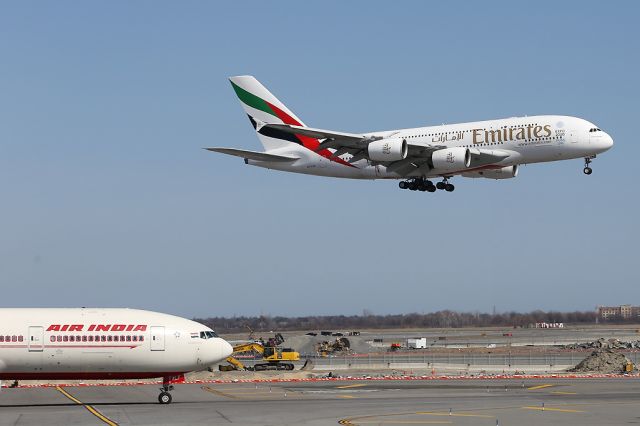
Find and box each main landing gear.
[583,157,594,175]
[399,178,455,193]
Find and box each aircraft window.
[101,336,106,342]
[133,335,138,342]
[139,335,144,341]
[0,336,3,342]
[50,336,55,342]
[88,335,93,342]
[126,335,131,341]
[18,335,23,342]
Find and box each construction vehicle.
[219,333,300,371]
[315,337,351,357]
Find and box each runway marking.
[551,391,578,395]
[527,383,555,390]
[201,385,239,399]
[417,411,493,418]
[356,422,452,424]
[338,395,357,399]
[336,383,367,389]
[522,406,585,413]
[55,386,118,426]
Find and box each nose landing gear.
[158,384,174,404]
[399,178,453,193]
[158,374,184,404]
[583,157,594,175]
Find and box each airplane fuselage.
[247,115,613,179]
[0,308,232,381]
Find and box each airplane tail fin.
[229,75,307,151]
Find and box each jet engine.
[462,165,519,179]
[367,138,408,162]
[431,147,471,171]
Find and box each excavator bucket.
[300,358,314,371]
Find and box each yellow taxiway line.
[55,386,118,426]
[527,384,555,390]
[336,383,368,389]
[417,411,494,418]
[522,406,585,413]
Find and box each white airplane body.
[0,308,232,403]
[210,76,613,192]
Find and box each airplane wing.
[262,123,511,175]
[205,148,299,163]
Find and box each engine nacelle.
[431,147,471,171]
[367,138,408,162]
[462,165,519,180]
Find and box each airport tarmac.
[1,378,638,425]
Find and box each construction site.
[204,324,640,381]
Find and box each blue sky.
[1,1,638,318]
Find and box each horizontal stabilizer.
[205,148,299,163]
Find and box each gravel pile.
[568,349,632,373]
[564,338,640,350]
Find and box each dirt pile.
[564,338,640,350]
[568,349,632,373]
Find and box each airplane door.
[568,129,578,143]
[28,326,44,352]
[150,326,165,351]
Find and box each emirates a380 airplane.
[0,308,233,404]
[209,76,614,192]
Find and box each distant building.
[534,322,564,329]
[597,305,640,321]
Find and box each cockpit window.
[589,128,603,132]
[199,331,219,339]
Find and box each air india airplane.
[209,76,614,192]
[0,308,233,404]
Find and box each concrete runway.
[1,378,639,425]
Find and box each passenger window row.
[49,335,145,343]
[0,335,24,342]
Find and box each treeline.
[194,310,605,334]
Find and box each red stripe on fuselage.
[265,101,355,168]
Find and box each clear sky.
[1,1,638,318]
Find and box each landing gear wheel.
[445,183,455,192]
[399,181,408,189]
[583,157,594,175]
[409,182,418,191]
[426,185,436,193]
[436,182,446,190]
[158,391,172,404]
[417,183,427,192]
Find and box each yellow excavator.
[219,333,300,371]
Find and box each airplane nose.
[603,133,614,150]
[221,340,233,358]
[592,132,613,153]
